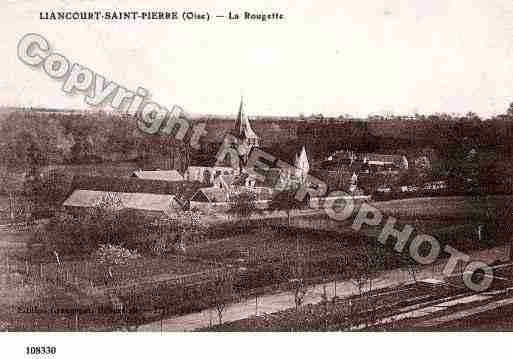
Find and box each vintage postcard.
[1,0,513,357]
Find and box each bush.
[147,233,176,257]
[37,195,148,257]
[93,244,141,266]
[228,191,257,219]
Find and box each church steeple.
[294,146,310,181]
[233,97,259,147]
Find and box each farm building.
[131,170,184,182]
[189,188,231,212]
[62,190,183,217]
[70,175,203,199]
[231,168,292,189]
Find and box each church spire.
[233,97,258,144]
[295,145,310,181]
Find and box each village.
[55,98,444,220]
[2,97,513,332]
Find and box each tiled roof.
[194,188,230,203]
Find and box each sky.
[2,0,513,118]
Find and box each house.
[323,151,408,174]
[422,180,447,191]
[189,187,231,212]
[131,170,184,182]
[188,186,275,213]
[212,173,237,190]
[399,185,419,193]
[63,190,183,217]
[234,146,310,191]
[183,166,236,183]
[376,186,392,193]
[234,168,283,188]
[362,153,407,173]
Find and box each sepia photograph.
[2,0,513,357]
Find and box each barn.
[62,190,183,218]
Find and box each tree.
[0,170,24,223]
[289,257,309,311]
[348,246,383,296]
[93,244,141,280]
[414,156,432,183]
[400,252,420,284]
[168,210,207,253]
[348,255,369,297]
[345,246,383,328]
[209,274,234,325]
[227,190,257,224]
[0,124,47,223]
[482,194,513,260]
[34,170,73,216]
[288,277,308,311]
[269,188,310,269]
[506,102,513,117]
[39,194,146,257]
[333,255,349,299]
[268,187,308,228]
[461,148,479,192]
[366,247,383,294]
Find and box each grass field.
[2,194,512,330]
[19,255,221,288]
[372,195,513,220]
[185,195,513,267]
[187,227,359,266]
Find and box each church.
[191,97,311,190]
[231,97,260,149]
[228,98,311,186]
[228,97,260,166]
[187,98,314,211]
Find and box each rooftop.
[132,170,184,182]
[63,190,183,215]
